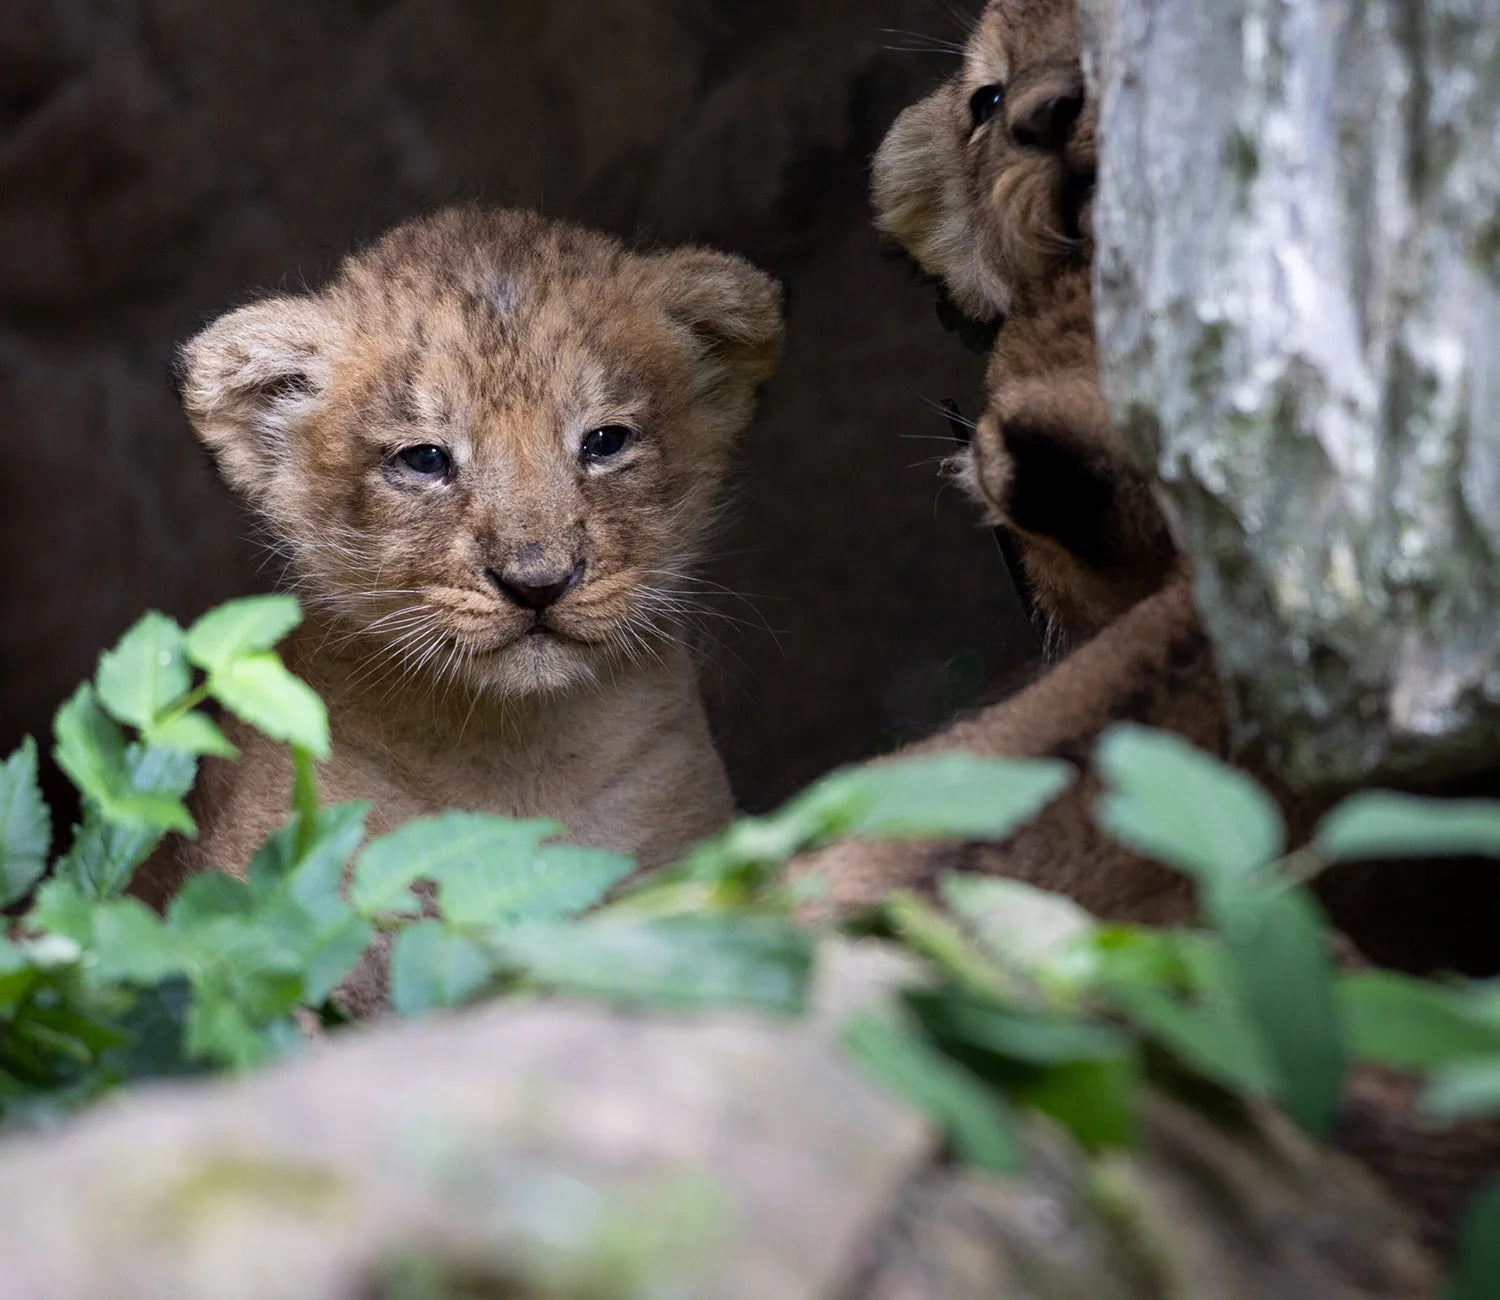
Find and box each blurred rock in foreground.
[0,971,1435,1298]
[1083,0,1500,787]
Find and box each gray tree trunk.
[1081,0,1500,788]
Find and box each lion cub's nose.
[1010,90,1084,154]
[487,555,585,611]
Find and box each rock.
[0,947,1437,1299]
[1082,0,1500,787]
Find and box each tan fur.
[134,207,783,1013]
[793,1,1207,924]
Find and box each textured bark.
[1081,0,1500,786]
[0,948,1437,1299]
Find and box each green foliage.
[5,594,1500,1286]
[0,738,50,907]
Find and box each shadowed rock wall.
[0,0,1035,814]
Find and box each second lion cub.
[137,207,782,975]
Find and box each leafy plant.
[4,598,1500,1290]
[0,598,1074,1117]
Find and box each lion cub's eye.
[969,83,1005,131]
[581,426,634,462]
[396,444,451,477]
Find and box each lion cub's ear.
[174,295,343,505]
[647,249,784,404]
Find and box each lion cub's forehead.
[966,0,1080,84]
[333,211,670,440]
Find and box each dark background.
[0,0,1036,814]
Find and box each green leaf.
[186,595,302,673]
[166,873,258,931]
[791,754,1075,845]
[29,878,96,946]
[1420,1059,1500,1125]
[439,842,633,927]
[844,1011,1020,1173]
[1094,724,1284,881]
[1342,971,1500,1070]
[1449,1174,1500,1300]
[89,900,188,985]
[248,801,370,915]
[208,653,329,758]
[906,989,1129,1067]
[300,914,375,1005]
[1111,983,1277,1097]
[940,874,1096,982]
[1210,886,1344,1136]
[1315,791,1500,863]
[54,810,165,901]
[0,737,50,907]
[390,921,492,1014]
[351,813,561,917]
[146,712,238,759]
[1015,1056,1137,1150]
[499,915,812,1015]
[96,611,190,730]
[52,683,130,808]
[107,792,195,835]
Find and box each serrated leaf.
[248,801,370,916]
[96,611,190,730]
[167,873,258,931]
[351,813,561,917]
[208,653,329,758]
[1211,886,1344,1136]
[54,811,164,901]
[52,683,130,808]
[301,914,375,1005]
[1450,1174,1500,1300]
[184,993,284,1071]
[1315,791,1500,863]
[1341,971,1500,1070]
[146,712,238,759]
[89,900,188,985]
[1094,724,1284,881]
[438,842,634,927]
[791,754,1075,845]
[28,878,95,946]
[186,595,302,674]
[1419,1059,1500,1125]
[108,792,195,835]
[844,1011,1020,1173]
[390,921,492,1014]
[0,737,50,907]
[499,915,812,1015]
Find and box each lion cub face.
[873,2,1177,646]
[178,207,782,696]
[872,0,1095,322]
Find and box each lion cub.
[789,0,1213,924]
[138,206,782,931]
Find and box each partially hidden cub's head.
[872,0,1095,323]
[873,0,1175,647]
[177,206,782,697]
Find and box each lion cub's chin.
[470,629,600,696]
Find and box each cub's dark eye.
[581,426,634,462]
[969,83,1005,131]
[396,444,450,477]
